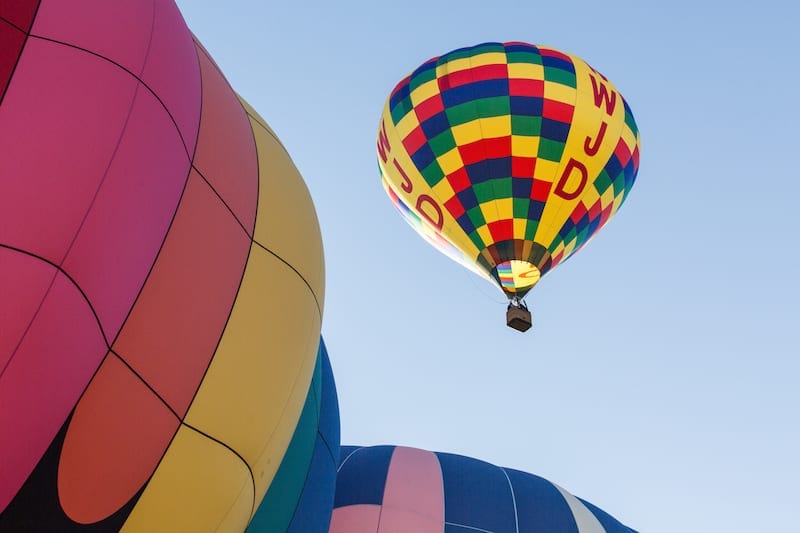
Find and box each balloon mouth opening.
[495,260,540,295]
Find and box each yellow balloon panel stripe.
[183,245,321,509]
[242,98,326,314]
[120,426,253,533]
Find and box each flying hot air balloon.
[377,42,640,331]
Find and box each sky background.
[176,2,799,531]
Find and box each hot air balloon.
[377,42,640,331]
[331,445,637,533]
[0,0,325,530]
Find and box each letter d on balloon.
[416,195,444,231]
[554,158,587,200]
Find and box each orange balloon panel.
[112,168,251,418]
[58,354,179,524]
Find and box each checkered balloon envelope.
[377,42,640,328]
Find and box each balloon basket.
[506,305,532,332]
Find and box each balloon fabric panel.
[29,1,154,79]
[0,249,51,371]
[119,425,255,533]
[378,446,444,532]
[317,340,341,456]
[436,451,518,532]
[111,168,251,418]
[503,467,582,532]
[30,0,202,155]
[285,438,340,532]
[330,505,383,533]
[335,445,395,507]
[0,413,142,532]
[135,0,203,155]
[60,76,190,343]
[0,37,142,263]
[0,271,107,514]
[57,354,178,524]
[192,44,258,233]
[0,0,39,103]
[243,97,326,313]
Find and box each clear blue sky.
[176,2,800,531]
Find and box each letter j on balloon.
[377,42,640,332]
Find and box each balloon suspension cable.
[506,295,532,332]
[508,295,528,310]
[463,268,508,305]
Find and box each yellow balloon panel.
[120,426,253,533]
[184,244,321,506]
[243,99,325,313]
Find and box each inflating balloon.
[331,445,637,532]
[377,42,640,331]
[0,0,325,530]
